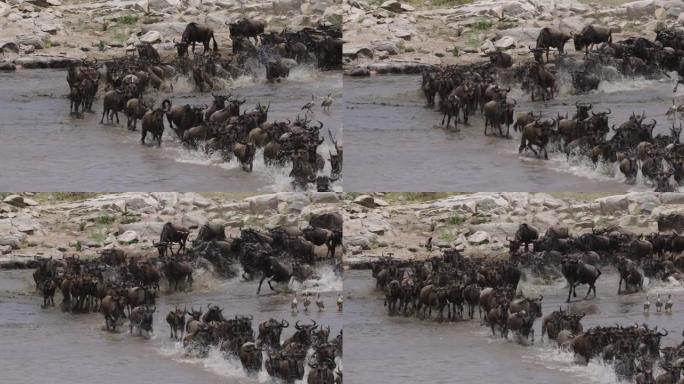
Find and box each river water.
[0,68,342,192]
[345,74,682,192]
[345,269,684,384]
[0,268,343,384]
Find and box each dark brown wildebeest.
[266,60,291,83]
[239,342,263,374]
[162,258,193,292]
[178,22,218,56]
[125,98,149,131]
[101,295,126,331]
[514,111,540,133]
[129,305,155,336]
[195,222,226,243]
[283,319,318,348]
[616,256,643,294]
[441,93,462,130]
[166,306,187,340]
[227,18,266,44]
[233,142,256,172]
[303,225,341,258]
[159,222,190,256]
[416,284,448,321]
[515,223,539,251]
[421,70,437,107]
[39,278,57,308]
[141,100,171,146]
[561,258,601,302]
[519,118,556,159]
[484,98,516,137]
[167,103,206,139]
[487,50,513,68]
[536,27,572,62]
[618,154,638,184]
[573,25,612,54]
[100,88,131,124]
[258,318,289,349]
[528,62,557,101]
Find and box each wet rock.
[117,230,139,244]
[3,194,28,207]
[0,61,16,71]
[347,66,370,76]
[353,194,378,208]
[14,56,82,69]
[596,195,629,214]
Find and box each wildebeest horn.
[657,329,669,337]
[310,319,317,328]
[295,320,302,330]
[605,108,610,114]
[281,319,289,328]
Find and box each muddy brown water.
[0,68,342,192]
[0,268,343,384]
[345,74,683,192]
[345,269,684,384]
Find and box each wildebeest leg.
[566,284,573,302]
[584,284,593,299]
[141,128,147,144]
[100,107,107,123]
[617,276,622,294]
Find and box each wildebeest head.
[202,304,226,323]
[188,306,203,321]
[293,319,318,345]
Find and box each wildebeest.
[519,118,556,159]
[515,223,539,251]
[129,305,155,336]
[571,70,600,93]
[125,98,149,131]
[239,341,263,374]
[227,18,266,44]
[616,256,643,293]
[100,89,131,124]
[166,307,187,340]
[266,60,291,83]
[177,22,218,56]
[258,318,289,349]
[159,222,190,256]
[101,295,126,331]
[163,258,193,292]
[141,100,171,146]
[561,257,602,302]
[484,98,515,137]
[573,25,612,54]
[487,50,513,68]
[536,27,572,62]
[233,142,256,172]
[39,278,57,308]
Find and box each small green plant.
[117,15,139,25]
[452,47,460,57]
[448,213,465,225]
[79,221,86,231]
[473,18,493,32]
[98,40,106,51]
[96,213,115,225]
[120,214,141,225]
[438,228,455,243]
[75,241,82,251]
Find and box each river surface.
[0,68,342,192]
[0,268,343,384]
[345,269,684,384]
[345,74,683,192]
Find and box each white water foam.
[289,266,343,294]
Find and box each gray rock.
[0,233,26,249]
[16,33,46,49]
[467,231,490,245]
[380,0,403,13]
[494,36,516,49]
[347,66,370,77]
[140,30,162,44]
[117,230,139,244]
[371,40,399,55]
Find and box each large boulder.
[140,30,162,44]
[15,33,47,49]
[117,230,139,244]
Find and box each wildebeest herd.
[369,222,684,382]
[420,24,684,192]
[65,19,342,190]
[30,211,343,383]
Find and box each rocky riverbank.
[0,0,342,69]
[0,191,341,268]
[342,192,684,267]
[343,0,684,75]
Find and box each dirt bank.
[343,0,683,74]
[342,191,684,266]
[0,191,341,267]
[0,0,342,69]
